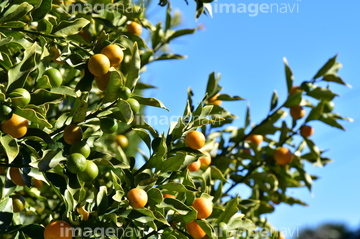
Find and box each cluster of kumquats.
[0,22,143,237]
[182,131,213,238]
[244,85,319,168]
[40,129,214,239]
[60,22,144,178]
[171,84,321,238]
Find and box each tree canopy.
[0,0,352,238]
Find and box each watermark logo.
[212,0,301,17]
[65,1,145,14]
[58,223,301,238]
[60,225,144,238]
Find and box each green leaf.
[151,22,164,49]
[322,74,350,87]
[196,220,216,239]
[70,92,88,123]
[206,72,222,99]
[133,128,151,149]
[192,100,204,120]
[2,21,26,28]
[140,51,153,67]
[245,104,251,128]
[25,128,53,144]
[195,1,205,19]
[7,43,37,92]
[297,167,313,191]
[199,105,214,119]
[125,42,141,90]
[210,166,227,182]
[167,28,196,42]
[0,37,14,48]
[50,86,77,98]
[165,2,172,31]
[303,138,321,165]
[278,121,289,145]
[114,100,134,124]
[36,76,54,89]
[0,2,33,24]
[161,154,186,173]
[158,182,196,193]
[131,95,169,111]
[257,201,275,214]
[284,92,302,107]
[147,187,163,206]
[121,208,166,225]
[30,88,64,105]
[305,104,322,122]
[0,51,13,71]
[0,197,12,213]
[31,0,52,21]
[184,88,193,117]
[313,55,337,79]
[227,214,257,231]
[135,82,157,90]
[251,110,285,135]
[112,190,123,202]
[319,114,345,130]
[14,107,52,128]
[149,135,167,171]
[306,87,338,101]
[160,198,196,223]
[103,71,124,104]
[283,57,294,93]
[53,18,90,37]
[270,90,278,111]
[38,149,65,171]
[154,53,186,61]
[64,189,74,215]
[216,197,239,224]
[0,135,19,163]
[216,94,244,101]
[37,18,53,35]
[96,186,108,216]
[169,117,186,141]
[284,195,308,206]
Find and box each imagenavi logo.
[212,0,301,17]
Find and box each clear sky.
[142,0,360,237]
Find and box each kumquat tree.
[0,0,352,238]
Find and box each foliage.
[0,0,352,238]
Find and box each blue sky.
[143,0,360,237]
